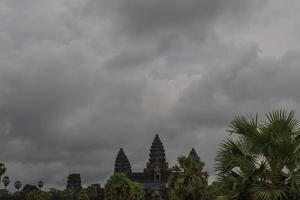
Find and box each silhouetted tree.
[38,181,44,190]
[14,181,22,191]
[21,184,39,197]
[0,163,6,188]
[2,176,10,190]
[26,190,52,200]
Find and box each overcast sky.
[1,0,300,189]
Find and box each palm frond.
[228,114,258,137]
[252,184,288,200]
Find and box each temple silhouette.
[114,134,170,200]
[114,134,199,200]
[66,134,198,200]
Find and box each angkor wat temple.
[114,134,170,200]
[113,134,199,200]
[66,134,199,200]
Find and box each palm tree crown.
[168,153,208,200]
[215,110,300,200]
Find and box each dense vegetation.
[105,173,144,200]
[0,110,300,200]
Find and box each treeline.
[0,170,101,200]
[1,110,300,200]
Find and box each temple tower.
[114,148,132,174]
[145,134,169,183]
[66,174,82,191]
[189,148,199,158]
[146,134,168,170]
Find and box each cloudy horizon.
[1,0,300,190]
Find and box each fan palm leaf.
[215,110,300,200]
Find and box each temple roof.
[114,148,132,174]
[147,134,168,169]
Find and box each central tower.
[113,134,171,200]
[144,134,169,183]
[146,134,168,170]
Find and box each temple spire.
[146,134,168,170]
[114,148,132,174]
[189,148,199,159]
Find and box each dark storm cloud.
[0,0,299,189]
[173,47,300,128]
[84,0,266,36]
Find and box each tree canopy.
[105,173,144,200]
[168,154,208,200]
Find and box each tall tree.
[14,181,22,191]
[0,163,6,188]
[215,110,300,200]
[2,176,10,190]
[168,153,208,200]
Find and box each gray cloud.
[0,0,299,189]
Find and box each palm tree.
[105,173,131,200]
[38,181,44,190]
[105,173,144,200]
[2,176,10,190]
[215,110,300,200]
[129,182,144,200]
[14,181,22,191]
[168,155,208,200]
[80,186,98,200]
[0,163,6,188]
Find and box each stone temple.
[114,134,171,200]
[66,134,199,200]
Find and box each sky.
[1,0,300,190]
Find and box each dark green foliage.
[215,110,300,200]
[21,184,39,197]
[80,186,98,200]
[49,188,63,200]
[105,173,144,200]
[168,154,208,200]
[26,190,52,200]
